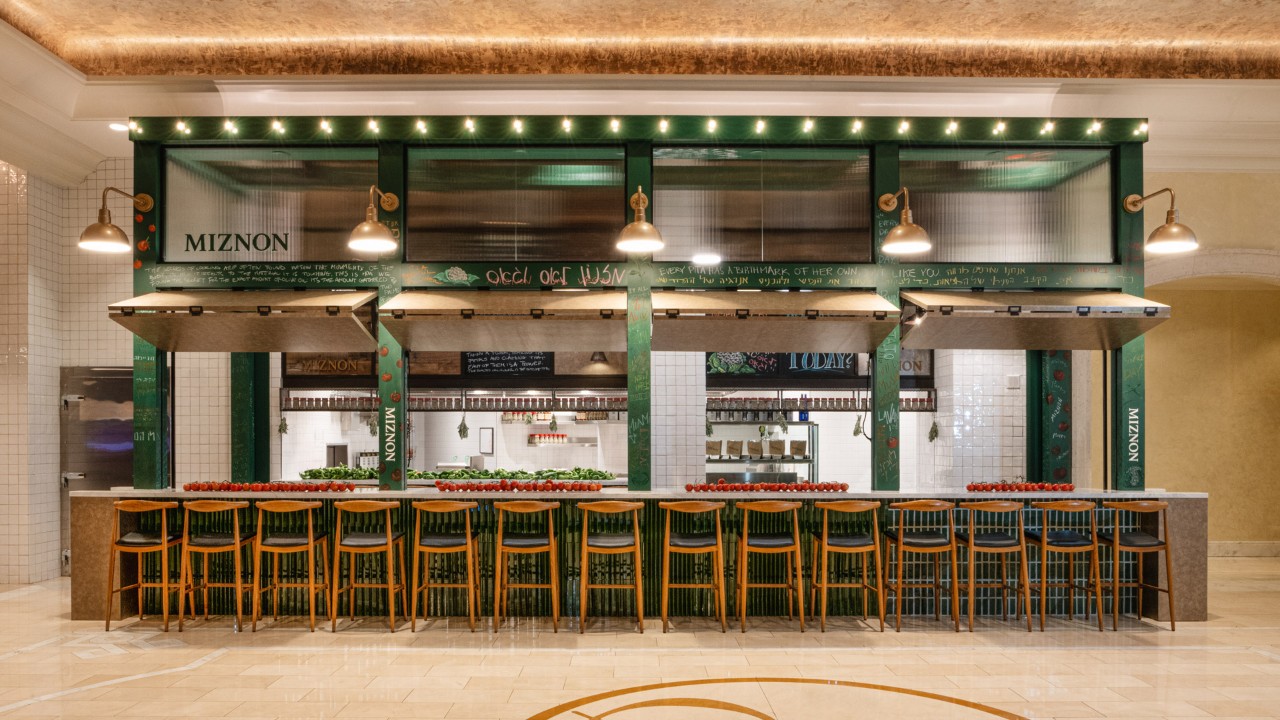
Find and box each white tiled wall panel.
[651,352,706,489]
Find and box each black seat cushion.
[669,532,717,549]
[187,531,255,548]
[418,532,476,549]
[261,531,329,549]
[745,533,796,549]
[1097,530,1164,548]
[1025,529,1093,548]
[955,530,1020,549]
[586,533,636,549]
[117,531,180,548]
[826,534,874,549]
[883,529,951,548]
[339,530,406,549]
[502,533,551,549]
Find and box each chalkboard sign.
[706,352,863,379]
[462,352,554,377]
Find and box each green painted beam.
[128,115,1150,147]
[131,141,168,489]
[870,143,901,491]
[229,353,270,485]
[377,141,408,490]
[1026,351,1044,484]
[1028,351,1074,485]
[624,141,653,491]
[1112,143,1147,490]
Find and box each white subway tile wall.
[174,352,231,483]
[926,349,1028,489]
[651,352,706,488]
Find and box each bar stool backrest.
[658,500,725,541]
[411,500,478,538]
[1030,499,1098,541]
[737,500,802,547]
[814,499,881,540]
[1102,500,1169,543]
[958,500,1025,539]
[334,499,400,547]
[579,500,644,537]
[112,500,179,547]
[182,500,249,544]
[255,500,322,545]
[494,500,560,540]
[888,499,955,539]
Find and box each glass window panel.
[405,147,626,262]
[899,148,1113,263]
[652,147,871,263]
[164,147,378,262]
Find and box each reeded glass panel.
[164,147,378,262]
[652,147,871,263]
[899,148,1113,263]
[406,148,626,262]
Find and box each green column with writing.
[624,141,653,491]
[132,141,168,489]
[1112,142,1147,489]
[377,142,408,490]
[871,143,901,491]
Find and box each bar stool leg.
[1137,552,1145,622]
[177,547,190,632]
[966,549,975,632]
[873,540,885,632]
[467,542,478,632]
[305,543,316,633]
[738,545,747,633]
[1089,548,1104,632]
[949,549,960,632]
[859,549,868,621]
[331,549,341,632]
[1038,548,1047,631]
[1111,545,1121,631]
[104,547,117,632]
[894,542,904,632]
[493,550,503,631]
[795,546,805,632]
[634,544,645,632]
[1019,549,1032,632]
[579,542,589,634]
[385,546,396,632]
[233,544,245,632]
[821,546,830,632]
[715,545,727,633]
[410,547,421,633]
[549,545,561,633]
[660,549,670,633]
[251,546,262,632]
[1164,546,1177,631]
[999,553,1009,620]
[161,545,172,632]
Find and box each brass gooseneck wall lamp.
[877,186,932,255]
[615,186,664,253]
[1123,187,1199,254]
[78,187,155,253]
[348,184,400,254]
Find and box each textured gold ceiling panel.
[3,1,1279,78]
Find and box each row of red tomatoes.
[434,481,603,492]
[686,481,850,493]
[966,482,1075,492]
[181,482,355,492]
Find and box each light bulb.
[416,119,427,133]
[223,120,237,134]
[658,119,669,133]
[755,119,766,134]
[320,120,332,134]
[1088,120,1102,135]
[803,119,814,132]
[127,121,138,131]
[272,120,284,134]
[513,119,523,133]
[851,120,863,133]
[562,117,572,133]
[610,118,620,132]
[1040,121,1055,135]
[464,118,476,133]
[707,118,717,132]
[368,119,379,133]
[993,121,1006,134]
[175,120,186,131]
[898,120,910,133]
[945,121,958,135]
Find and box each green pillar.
[377,141,408,490]
[1112,142,1147,489]
[1028,350,1073,484]
[870,143,901,491]
[624,141,653,491]
[230,353,270,485]
[132,141,168,489]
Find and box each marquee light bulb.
[175,120,186,131]
[945,120,958,135]
[127,121,138,131]
[223,120,237,134]
[707,118,717,132]
[1040,120,1055,135]
[320,119,332,134]
[513,118,524,133]
[658,118,669,133]
[416,119,427,133]
[803,118,814,132]
[562,117,572,133]
[368,119,379,133]
[898,120,910,133]
[993,121,1006,134]
[464,118,476,132]
[271,120,284,134]
[851,119,863,133]
[1134,122,1149,136]
[755,119,766,134]
[1088,120,1103,135]
[610,118,620,132]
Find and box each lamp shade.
[78,208,132,253]
[348,205,397,254]
[881,210,932,255]
[1145,209,1199,254]
[616,186,664,253]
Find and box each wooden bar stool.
[884,499,960,632]
[332,500,408,632]
[1099,500,1176,631]
[409,500,480,632]
[736,500,805,633]
[578,500,645,634]
[1025,500,1104,632]
[810,500,884,632]
[956,501,1032,632]
[252,500,329,632]
[177,500,254,632]
[658,500,727,633]
[104,500,182,631]
[493,500,562,632]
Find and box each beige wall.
[1143,172,1280,252]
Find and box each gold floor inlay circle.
[527,677,1027,720]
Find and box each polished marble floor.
[0,558,1278,719]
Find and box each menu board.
[283,352,375,377]
[706,352,862,378]
[462,352,554,377]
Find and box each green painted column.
[1112,142,1147,490]
[132,141,168,489]
[377,142,408,490]
[1028,350,1073,484]
[624,141,653,491]
[870,143,901,491]
[229,353,270,485]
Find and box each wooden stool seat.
[411,501,480,633]
[1026,500,1104,632]
[885,499,960,633]
[494,500,561,632]
[811,500,884,633]
[104,500,183,632]
[253,500,330,633]
[578,500,645,634]
[659,501,727,633]
[178,500,253,632]
[736,500,805,633]
[956,501,1033,633]
[1100,500,1176,632]
[332,500,408,632]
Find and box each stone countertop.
[71,487,1208,500]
